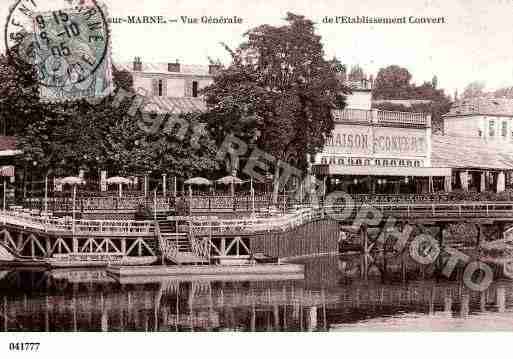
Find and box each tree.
[15,62,218,181]
[0,53,42,136]
[348,65,364,82]
[461,81,486,99]
[202,13,349,202]
[373,65,413,100]
[371,66,452,133]
[431,75,438,89]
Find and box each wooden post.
[162,174,167,197]
[44,175,48,213]
[436,225,444,275]
[72,237,78,253]
[273,304,279,330]
[282,187,286,214]
[251,177,255,216]
[476,223,482,247]
[3,296,7,332]
[2,178,5,211]
[72,185,76,238]
[361,224,369,281]
[153,190,157,221]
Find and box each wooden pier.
[1,201,513,267]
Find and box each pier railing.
[170,207,324,235]
[172,201,513,234]
[3,201,513,237]
[0,210,154,235]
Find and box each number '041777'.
[9,342,40,351]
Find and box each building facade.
[116,57,218,113]
[443,97,513,141]
[438,97,513,192]
[313,80,451,194]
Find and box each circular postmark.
[5,0,110,89]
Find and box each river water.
[0,255,512,331]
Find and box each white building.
[313,79,452,194]
[116,57,218,113]
[442,97,513,141]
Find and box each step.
[170,252,208,264]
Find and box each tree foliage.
[373,65,413,100]
[202,12,349,185]
[461,81,486,99]
[371,65,452,133]
[0,53,41,135]
[3,55,218,179]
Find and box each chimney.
[209,64,221,75]
[168,59,180,72]
[133,56,142,71]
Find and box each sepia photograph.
[0,0,512,357]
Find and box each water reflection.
[1,254,513,331]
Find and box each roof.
[431,134,513,170]
[0,136,16,152]
[444,97,513,117]
[115,62,212,76]
[144,96,207,114]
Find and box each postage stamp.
[5,0,113,102]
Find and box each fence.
[22,196,175,213]
[0,209,154,234]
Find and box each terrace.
[332,108,431,128]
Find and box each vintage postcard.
[0,0,511,357]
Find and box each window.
[158,79,163,97]
[502,121,508,137]
[192,81,199,98]
[489,120,495,137]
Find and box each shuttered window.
[152,78,166,96]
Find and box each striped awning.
[0,166,15,177]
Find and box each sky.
[1,0,513,97]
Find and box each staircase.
[154,213,209,265]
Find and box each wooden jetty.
[107,263,305,282]
[2,201,513,270]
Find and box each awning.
[0,150,22,157]
[313,164,451,177]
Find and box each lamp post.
[44,174,48,214]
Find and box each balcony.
[332,108,431,128]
